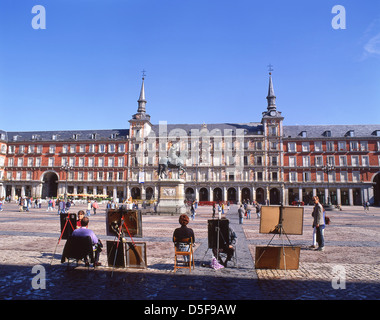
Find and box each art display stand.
[255,205,303,270]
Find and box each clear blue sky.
[0,0,379,131]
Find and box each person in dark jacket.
[173,214,195,262]
[173,214,195,243]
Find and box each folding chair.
[173,237,195,272]
[61,236,95,269]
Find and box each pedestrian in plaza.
[65,199,71,212]
[212,202,216,218]
[218,202,222,219]
[92,200,99,215]
[58,199,66,214]
[363,201,370,213]
[190,201,196,220]
[246,202,251,219]
[238,205,244,224]
[72,216,102,266]
[22,197,29,212]
[46,198,53,212]
[254,201,261,219]
[311,206,328,249]
[312,196,325,251]
[86,200,91,217]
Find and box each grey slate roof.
[150,122,264,136]
[4,129,129,142]
[283,124,380,139]
[2,124,380,143]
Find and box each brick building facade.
[1,74,379,206]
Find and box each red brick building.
[282,126,380,206]
[1,74,379,206]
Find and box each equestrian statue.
[158,143,187,179]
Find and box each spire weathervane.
[142,69,146,80]
[267,64,274,75]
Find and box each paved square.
[0,202,379,300]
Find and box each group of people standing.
[238,201,262,224]
[211,202,230,219]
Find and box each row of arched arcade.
[131,185,281,204]
[186,186,281,204]
[6,169,380,206]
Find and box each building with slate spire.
[0,72,379,207]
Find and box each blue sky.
[0,0,379,131]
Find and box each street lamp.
[322,163,335,209]
[61,164,73,202]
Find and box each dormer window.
[346,130,355,137]
[300,131,307,138]
[324,130,331,137]
[73,134,79,140]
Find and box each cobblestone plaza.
[0,202,379,301]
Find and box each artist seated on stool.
[212,225,237,267]
[173,214,195,262]
[72,216,103,266]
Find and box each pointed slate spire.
[137,72,147,113]
[266,72,276,111]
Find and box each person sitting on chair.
[212,225,237,267]
[72,216,102,266]
[173,214,195,263]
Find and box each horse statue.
[158,143,187,179]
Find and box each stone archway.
[270,188,280,205]
[185,187,195,201]
[256,187,265,204]
[199,187,209,202]
[213,188,223,202]
[131,187,141,199]
[241,187,251,203]
[145,187,154,200]
[227,187,237,203]
[41,171,59,198]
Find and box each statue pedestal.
[157,179,187,215]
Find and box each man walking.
[238,205,244,224]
